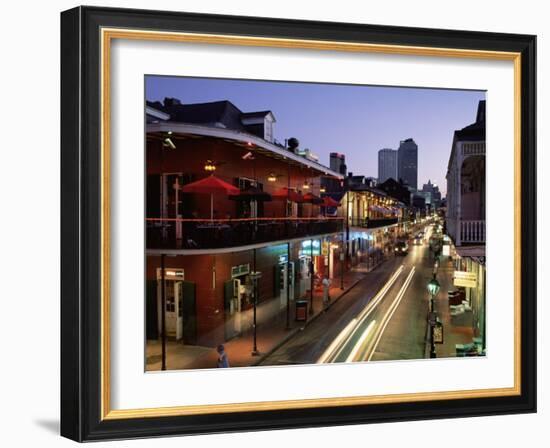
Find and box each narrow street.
[260,229,445,365]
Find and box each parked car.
[394,241,409,255]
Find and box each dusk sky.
[146,76,486,196]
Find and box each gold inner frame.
[100,28,522,420]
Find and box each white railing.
[462,142,485,157]
[460,220,485,244]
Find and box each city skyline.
[146,76,486,195]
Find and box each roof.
[447,100,486,173]
[147,99,274,131]
[454,121,485,142]
[146,121,343,179]
[241,111,273,119]
[349,184,388,197]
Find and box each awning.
[454,245,486,261]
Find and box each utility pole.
[251,249,260,356]
[286,242,291,330]
[160,253,166,370]
[309,239,314,315]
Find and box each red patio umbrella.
[322,196,340,207]
[180,175,240,220]
[272,187,304,203]
[302,192,323,204]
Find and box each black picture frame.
[61,6,536,442]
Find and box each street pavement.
[368,240,435,361]
[258,256,402,365]
[261,230,451,365]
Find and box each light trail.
[316,265,404,363]
[345,321,376,362]
[367,266,416,361]
[316,318,357,364]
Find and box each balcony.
[459,220,485,244]
[462,142,485,158]
[349,217,399,229]
[146,217,345,250]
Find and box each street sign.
[453,270,477,288]
[433,321,444,344]
[156,268,184,280]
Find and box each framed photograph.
[60,6,536,441]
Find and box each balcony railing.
[462,142,485,157]
[459,220,485,244]
[349,217,399,229]
[147,217,345,250]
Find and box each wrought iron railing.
[459,220,485,244]
[146,217,345,250]
[349,217,399,229]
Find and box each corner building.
[145,99,344,348]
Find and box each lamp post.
[250,268,262,356]
[160,253,166,370]
[309,238,314,315]
[427,275,441,359]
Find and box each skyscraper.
[378,148,398,183]
[421,179,442,208]
[398,138,418,189]
[329,152,347,175]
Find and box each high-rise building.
[378,148,398,183]
[421,179,442,208]
[329,152,347,176]
[398,138,418,189]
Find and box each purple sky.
[146,76,486,196]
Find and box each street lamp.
[250,270,262,356]
[204,159,217,172]
[427,276,441,298]
[427,275,441,358]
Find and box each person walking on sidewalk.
[216,344,229,368]
[322,276,332,310]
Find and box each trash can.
[295,300,308,321]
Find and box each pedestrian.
[322,276,331,309]
[216,344,229,368]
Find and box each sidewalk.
[146,267,369,371]
[427,255,477,358]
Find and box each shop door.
[276,261,295,306]
[157,280,179,339]
[224,279,242,340]
[298,257,309,297]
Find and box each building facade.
[337,183,408,269]
[445,100,486,353]
[145,99,345,348]
[397,138,418,189]
[378,148,398,183]
[446,101,486,246]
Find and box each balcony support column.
[286,241,291,330]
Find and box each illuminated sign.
[231,264,250,278]
[300,239,321,256]
[156,268,184,280]
[433,321,444,344]
[453,271,477,288]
